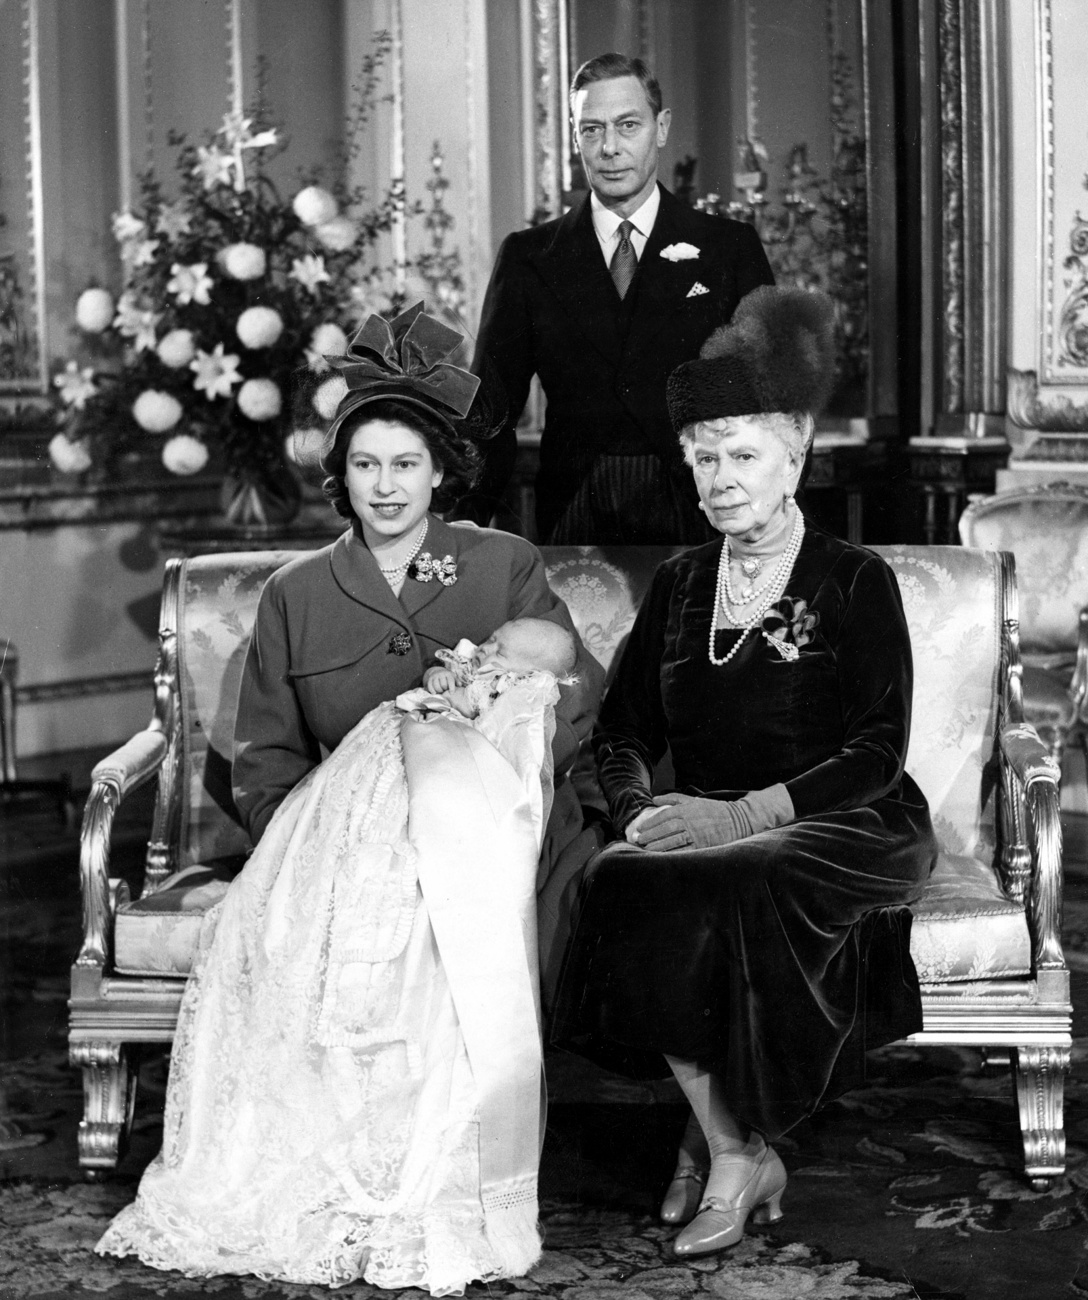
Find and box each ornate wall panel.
[1038,0,1088,390]
[926,0,1007,424]
[0,0,48,392]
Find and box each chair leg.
[69,1041,139,1178]
[1011,1045,1069,1190]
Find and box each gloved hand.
[626,785,794,852]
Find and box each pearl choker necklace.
[376,518,429,586]
[709,508,805,666]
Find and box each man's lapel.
[529,194,624,367]
[623,185,709,361]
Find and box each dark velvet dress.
[551,524,937,1140]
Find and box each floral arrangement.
[49,57,465,524]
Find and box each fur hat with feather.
[666,286,836,433]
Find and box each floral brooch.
[660,242,700,262]
[761,598,819,662]
[409,552,457,585]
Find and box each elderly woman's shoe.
[660,1163,710,1225]
[672,1145,787,1258]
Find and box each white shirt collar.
[590,184,660,245]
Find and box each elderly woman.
[97,306,603,1295]
[552,286,937,1258]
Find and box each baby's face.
[473,623,539,673]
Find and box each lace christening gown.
[97,673,556,1295]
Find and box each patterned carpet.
[4,795,1088,1298]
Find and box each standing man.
[465,52,775,545]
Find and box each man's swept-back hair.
[569,52,662,118]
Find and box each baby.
[409,617,577,719]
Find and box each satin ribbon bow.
[327,302,480,424]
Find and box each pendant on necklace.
[738,555,762,602]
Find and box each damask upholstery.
[72,539,1068,1185]
[110,543,1025,986]
[959,481,1088,757]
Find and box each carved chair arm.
[75,729,168,971]
[1072,605,1088,720]
[999,721,1065,974]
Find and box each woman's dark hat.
[666,286,836,432]
[325,302,481,440]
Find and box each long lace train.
[96,695,546,1295]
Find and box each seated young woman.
[551,286,938,1259]
[95,305,603,1296]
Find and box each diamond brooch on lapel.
[388,631,413,656]
[409,552,458,586]
[660,242,700,262]
[686,282,709,298]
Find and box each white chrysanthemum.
[75,288,114,333]
[48,433,92,474]
[236,306,284,350]
[132,389,183,433]
[284,427,326,469]
[161,433,209,476]
[157,329,196,369]
[220,242,267,280]
[313,375,348,421]
[315,215,357,252]
[292,185,338,227]
[305,322,349,373]
[237,377,282,422]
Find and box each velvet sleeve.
[231,576,322,844]
[785,555,913,818]
[458,234,535,524]
[503,541,605,779]
[591,564,674,831]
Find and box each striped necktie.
[609,219,637,299]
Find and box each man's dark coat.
[468,184,774,537]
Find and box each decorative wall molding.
[1008,367,1088,433]
[15,670,152,707]
[530,0,564,220]
[938,0,964,412]
[0,0,48,393]
[920,0,1007,427]
[1038,0,1088,387]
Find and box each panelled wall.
[0,0,1080,756]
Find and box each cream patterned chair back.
[175,552,296,869]
[874,546,1002,865]
[959,481,1088,662]
[168,542,1003,876]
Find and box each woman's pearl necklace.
[708,507,805,667]
[376,517,429,587]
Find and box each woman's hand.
[629,793,752,851]
[624,806,658,844]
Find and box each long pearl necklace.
[376,518,429,588]
[708,508,805,667]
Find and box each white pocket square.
[686,282,709,298]
[660,242,700,261]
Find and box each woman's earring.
[784,491,795,506]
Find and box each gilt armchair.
[70,543,1069,1188]
[959,479,1088,767]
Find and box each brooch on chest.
[387,631,413,656]
[409,552,457,585]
